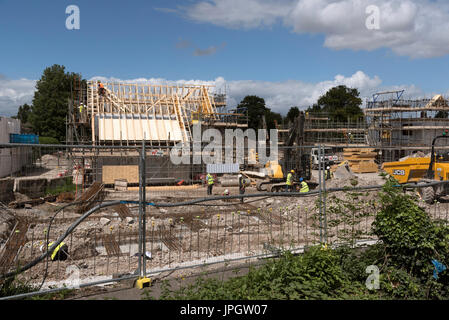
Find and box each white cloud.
[183,0,449,58]
[183,0,295,29]
[0,72,442,118]
[92,71,435,115]
[225,71,383,113]
[0,76,36,117]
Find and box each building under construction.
[66,77,248,186]
[280,91,449,163]
[364,91,449,161]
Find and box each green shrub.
[0,277,36,298]
[45,176,76,196]
[149,247,368,300]
[39,136,60,144]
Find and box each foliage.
[28,288,74,300]
[435,111,448,119]
[0,276,36,298]
[264,109,282,130]
[307,85,364,123]
[29,64,82,143]
[285,106,300,124]
[373,178,449,278]
[236,95,267,130]
[236,95,283,130]
[325,190,377,246]
[16,104,32,124]
[45,177,76,196]
[39,136,60,144]
[1,276,73,300]
[145,248,372,300]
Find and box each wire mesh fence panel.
[2,142,449,299]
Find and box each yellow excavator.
[382,131,449,203]
[243,114,314,192]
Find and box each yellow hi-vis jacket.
[300,181,309,193]
[286,173,293,186]
[48,242,67,261]
[206,174,214,185]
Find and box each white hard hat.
[238,174,242,178]
[326,166,330,170]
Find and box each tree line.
[15,64,370,142]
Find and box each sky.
[1,0,449,117]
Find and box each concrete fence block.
[15,178,48,198]
[0,178,15,204]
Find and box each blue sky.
[1,0,449,116]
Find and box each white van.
[311,147,339,169]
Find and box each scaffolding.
[68,80,247,147]
[66,75,90,145]
[364,92,449,162]
[276,112,368,147]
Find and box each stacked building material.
[343,148,379,173]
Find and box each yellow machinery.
[382,132,449,203]
[382,157,433,184]
[265,161,284,179]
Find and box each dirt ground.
[3,162,447,297]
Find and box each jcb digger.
[382,131,449,204]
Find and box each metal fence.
[1,142,449,300]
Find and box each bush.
[45,176,76,196]
[149,247,370,300]
[39,136,60,144]
[0,277,36,298]
[373,178,449,279]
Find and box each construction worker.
[40,241,69,261]
[98,81,106,96]
[238,174,245,203]
[206,173,214,195]
[325,166,333,180]
[299,178,309,193]
[348,132,354,143]
[79,103,84,114]
[286,170,294,192]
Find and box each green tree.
[285,106,300,124]
[435,111,448,119]
[307,85,364,123]
[236,95,268,130]
[16,104,32,124]
[265,109,282,130]
[29,65,80,142]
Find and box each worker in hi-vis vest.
[40,241,69,261]
[325,166,333,180]
[286,170,294,192]
[238,174,245,203]
[299,178,309,193]
[206,173,214,195]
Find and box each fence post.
[322,146,327,244]
[141,135,147,278]
[318,144,323,244]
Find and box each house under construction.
[66,77,248,185]
[364,91,449,161]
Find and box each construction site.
[1,79,449,299]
